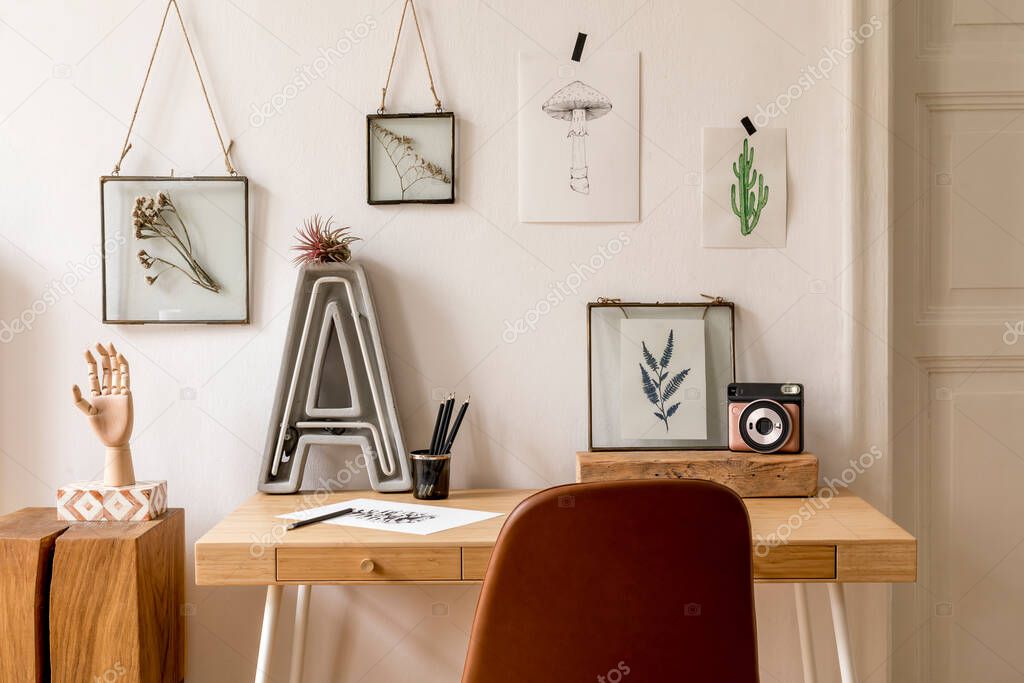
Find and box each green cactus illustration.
[730,137,770,236]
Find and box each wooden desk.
[195,488,915,683]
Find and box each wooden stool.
[0,509,69,682]
[0,507,185,683]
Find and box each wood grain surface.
[0,508,70,683]
[195,488,915,584]
[49,508,185,683]
[576,450,820,497]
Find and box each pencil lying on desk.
[286,507,354,531]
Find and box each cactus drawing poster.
[619,319,707,440]
[701,128,787,248]
[518,51,639,222]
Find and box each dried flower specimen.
[370,121,451,199]
[133,192,219,292]
[291,215,360,265]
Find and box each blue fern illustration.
[638,330,691,432]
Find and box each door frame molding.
[846,0,896,679]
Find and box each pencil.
[286,507,354,531]
[428,400,445,455]
[442,397,470,454]
[435,394,455,454]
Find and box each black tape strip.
[740,116,757,136]
[571,33,587,62]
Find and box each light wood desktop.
[195,488,915,683]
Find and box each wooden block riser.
[576,450,819,497]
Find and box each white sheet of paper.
[619,318,708,440]
[518,51,640,222]
[277,499,502,536]
[702,127,787,248]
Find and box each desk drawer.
[276,547,461,582]
[753,544,836,580]
[462,547,493,580]
[463,545,835,581]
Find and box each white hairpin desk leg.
[827,583,858,683]
[289,585,312,683]
[256,585,283,683]
[794,583,818,683]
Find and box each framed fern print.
[367,113,455,204]
[588,301,735,451]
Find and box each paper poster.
[278,498,502,536]
[618,318,707,440]
[702,127,787,248]
[518,51,640,222]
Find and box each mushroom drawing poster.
[701,127,788,248]
[518,51,639,222]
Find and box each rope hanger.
[378,0,443,114]
[113,0,236,175]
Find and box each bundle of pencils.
[427,394,470,455]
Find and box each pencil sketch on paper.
[637,330,691,432]
[370,121,452,200]
[541,81,613,194]
[277,498,502,535]
[350,508,437,525]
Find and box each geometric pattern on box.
[56,480,167,522]
[259,262,412,493]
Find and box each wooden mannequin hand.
[72,343,136,486]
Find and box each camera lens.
[738,399,792,453]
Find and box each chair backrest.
[462,479,759,683]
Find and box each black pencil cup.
[411,450,451,500]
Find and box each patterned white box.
[56,480,167,522]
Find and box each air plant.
[291,215,360,265]
[133,192,219,293]
[639,330,691,432]
[370,121,451,199]
[731,137,770,236]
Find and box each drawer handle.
[360,559,375,573]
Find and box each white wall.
[0,1,890,681]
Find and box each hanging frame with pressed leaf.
[367,0,455,205]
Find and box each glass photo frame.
[100,176,249,324]
[588,301,736,450]
[367,112,455,204]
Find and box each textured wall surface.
[0,1,890,681]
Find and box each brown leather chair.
[462,479,759,682]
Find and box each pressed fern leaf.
[662,369,691,401]
[639,364,660,405]
[641,342,659,373]
[665,402,680,418]
[659,330,674,369]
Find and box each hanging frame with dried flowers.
[99,1,249,324]
[101,176,250,324]
[367,0,455,205]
